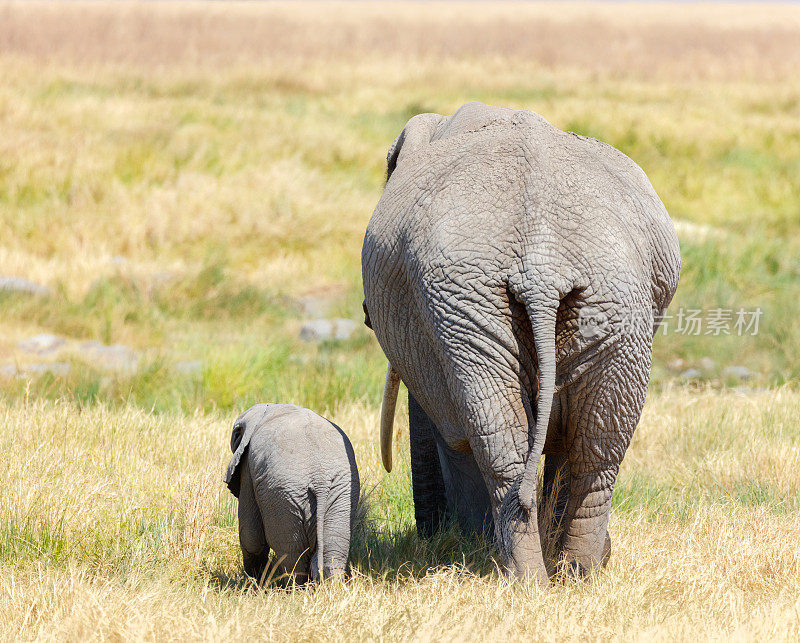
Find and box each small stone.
[680,368,702,380]
[22,362,71,377]
[699,357,716,371]
[0,277,50,297]
[175,360,202,374]
[17,334,65,355]
[296,295,332,318]
[152,272,177,286]
[299,318,358,342]
[79,341,139,373]
[294,284,346,319]
[667,358,685,371]
[723,365,754,381]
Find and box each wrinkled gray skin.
[224,403,360,582]
[362,102,680,583]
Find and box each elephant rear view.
[362,101,679,583]
[225,403,360,582]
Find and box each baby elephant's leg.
[317,487,355,580]
[261,499,313,583]
[238,459,270,580]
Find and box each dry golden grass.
[2,2,800,79]
[2,390,800,640]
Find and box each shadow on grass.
[348,518,499,580]
[207,469,570,590]
[207,520,499,594]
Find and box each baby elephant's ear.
[230,420,246,453]
[224,420,250,498]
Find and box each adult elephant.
[362,102,680,583]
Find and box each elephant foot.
[601,531,612,567]
[310,551,346,582]
[243,551,270,583]
[557,530,612,580]
[507,557,550,586]
[501,511,549,585]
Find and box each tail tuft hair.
[497,479,532,563]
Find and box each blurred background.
[1,1,798,414]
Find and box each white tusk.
[380,363,401,473]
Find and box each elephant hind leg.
[560,341,650,575]
[465,397,549,585]
[559,466,618,576]
[494,476,549,584]
[317,491,354,580]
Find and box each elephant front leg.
[409,393,448,539]
[237,459,271,582]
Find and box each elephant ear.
[386,112,447,181]
[224,405,270,498]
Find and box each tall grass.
[2,390,800,639]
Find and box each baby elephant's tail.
[312,486,327,582]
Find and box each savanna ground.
[1,1,800,639]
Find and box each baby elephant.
[224,403,360,582]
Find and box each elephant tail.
[313,486,327,581]
[380,364,401,473]
[517,299,558,513]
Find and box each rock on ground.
[79,341,140,374]
[17,334,66,355]
[0,277,51,296]
[0,363,72,378]
[699,357,716,371]
[723,365,755,381]
[174,360,203,374]
[299,318,358,342]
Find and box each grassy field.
[1,1,800,639]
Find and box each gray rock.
[22,362,71,376]
[0,365,18,378]
[299,318,358,342]
[17,334,65,355]
[0,277,50,297]
[79,341,139,373]
[699,357,716,371]
[294,285,346,318]
[667,358,686,371]
[680,368,702,380]
[296,295,332,318]
[175,360,203,374]
[723,365,755,381]
[0,362,72,378]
